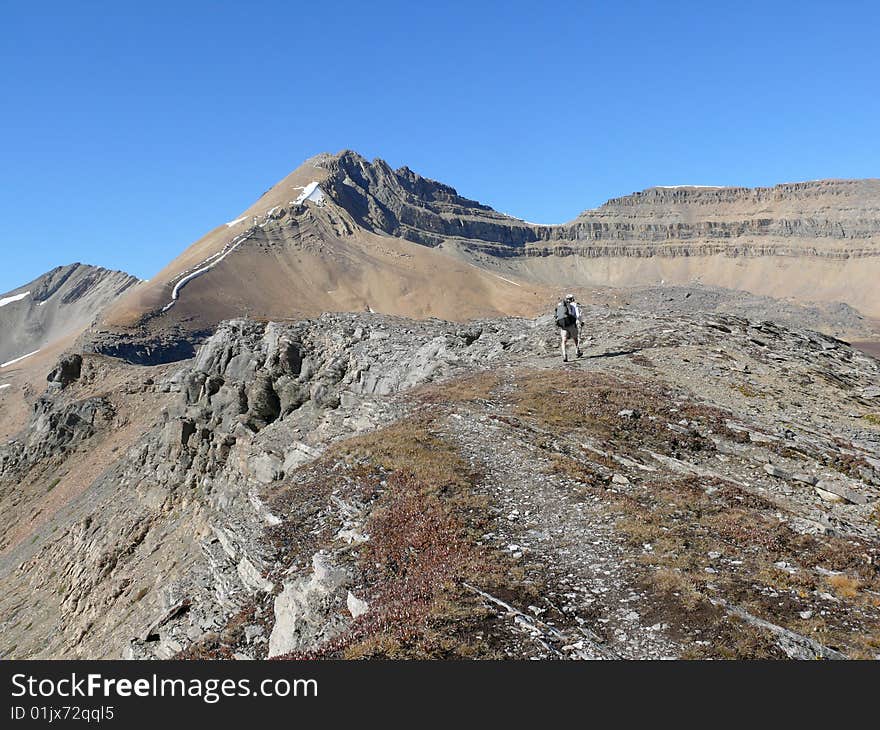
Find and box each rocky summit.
[1,301,879,659]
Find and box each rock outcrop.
[320,153,880,254]
[47,354,82,389]
[0,312,537,658]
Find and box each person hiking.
[555,293,584,362]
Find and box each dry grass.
[597,468,880,657]
[503,370,741,458]
[628,353,655,369]
[281,415,523,659]
[615,515,667,547]
[703,509,791,554]
[733,383,762,398]
[410,371,501,405]
[339,416,472,489]
[755,565,818,597]
[343,470,494,658]
[545,453,609,490]
[826,574,861,598]
[647,568,705,611]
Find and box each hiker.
[554,293,584,362]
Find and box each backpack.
[555,301,575,328]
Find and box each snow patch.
[1,349,40,368]
[0,291,30,308]
[492,274,521,287]
[225,216,247,227]
[465,262,521,286]
[293,181,325,206]
[0,383,11,391]
[163,230,254,312]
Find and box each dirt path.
[437,367,685,659]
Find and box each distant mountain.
[88,151,879,363]
[0,263,139,364]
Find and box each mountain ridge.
[0,262,140,364]
[2,306,879,659]
[7,151,878,368]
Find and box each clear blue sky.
[1,0,878,293]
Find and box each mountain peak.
[0,263,139,364]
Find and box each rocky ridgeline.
[0,308,879,659]
[313,152,880,256]
[555,179,880,250]
[317,151,538,248]
[0,313,541,658]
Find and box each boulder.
[246,373,280,426]
[346,591,369,619]
[267,553,351,658]
[814,479,869,505]
[47,354,83,389]
[236,557,274,594]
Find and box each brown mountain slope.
[95,153,551,361]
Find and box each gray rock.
[763,463,793,480]
[346,591,369,619]
[814,479,869,505]
[244,373,279,427]
[267,553,351,658]
[47,354,83,389]
[247,452,283,484]
[237,557,274,594]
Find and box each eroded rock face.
[319,151,880,254]
[47,354,82,389]
[83,326,210,365]
[320,151,539,248]
[0,394,114,479]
